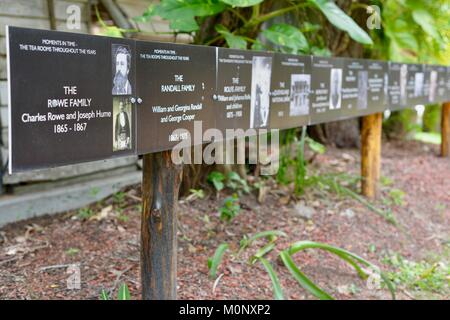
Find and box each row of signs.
[7,27,450,172]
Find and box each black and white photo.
[250,56,272,128]
[289,74,310,116]
[329,68,342,110]
[400,64,408,106]
[429,70,438,102]
[414,72,424,97]
[357,70,368,110]
[112,44,132,95]
[113,97,132,151]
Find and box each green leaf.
[385,19,419,62]
[308,0,373,45]
[207,171,225,191]
[219,0,264,8]
[215,25,247,49]
[99,289,110,300]
[154,0,227,32]
[240,230,287,251]
[412,9,441,40]
[208,243,229,278]
[117,283,131,300]
[305,137,325,154]
[311,47,332,57]
[287,241,396,299]
[257,257,284,300]
[280,250,334,300]
[250,242,276,264]
[262,23,309,54]
[251,40,265,51]
[133,4,157,22]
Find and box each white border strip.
[6,25,12,175]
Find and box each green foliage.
[255,257,284,300]
[188,188,205,200]
[383,252,450,295]
[388,188,406,206]
[219,194,241,221]
[117,283,131,300]
[65,247,80,256]
[208,171,250,194]
[136,0,374,52]
[208,243,229,278]
[215,25,247,49]
[262,24,309,54]
[207,171,225,192]
[113,191,126,206]
[77,207,94,219]
[100,283,131,300]
[212,231,396,300]
[220,0,264,7]
[376,0,449,63]
[100,289,110,300]
[136,0,227,32]
[308,0,373,45]
[226,172,251,194]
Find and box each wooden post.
[141,151,183,300]
[441,102,450,158]
[361,113,382,199]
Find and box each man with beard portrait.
[112,45,132,95]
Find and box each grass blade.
[280,250,334,300]
[287,241,396,299]
[208,243,229,279]
[250,242,276,264]
[117,283,130,300]
[257,257,284,300]
[99,289,110,300]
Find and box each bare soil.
[0,140,449,300]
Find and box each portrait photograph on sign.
[250,56,272,129]
[112,97,132,152]
[329,68,343,110]
[339,59,369,119]
[112,44,133,96]
[310,57,344,124]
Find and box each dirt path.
[0,140,449,300]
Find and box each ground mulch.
[0,140,449,300]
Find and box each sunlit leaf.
[219,0,264,8]
[154,0,227,32]
[257,257,284,300]
[215,25,247,49]
[280,250,334,300]
[308,0,373,45]
[262,23,309,54]
[208,243,229,278]
[117,283,131,300]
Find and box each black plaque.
[367,60,388,114]
[310,57,344,124]
[135,41,216,154]
[215,48,273,136]
[406,63,426,106]
[269,53,311,129]
[435,65,448,103]
[7,26,136,172]
[423,64,440,105]
[340,58,368,119]
[388,62,409,110]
